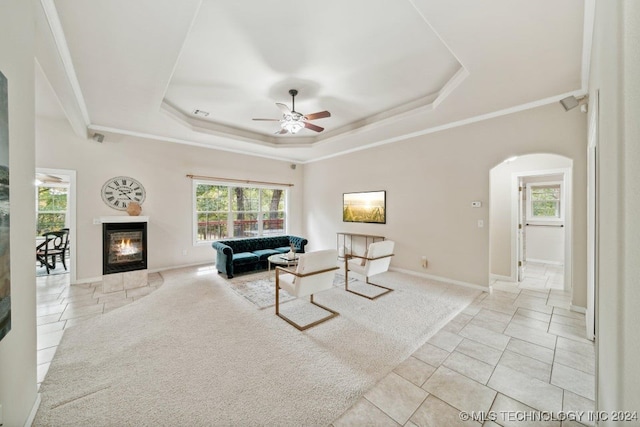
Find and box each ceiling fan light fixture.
[281,118,304,134]
[253,89,329,135]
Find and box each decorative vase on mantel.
[127,201,142,216]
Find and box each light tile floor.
[37,264,594,427]
[36,271,163,387]
[517,261,565,291]
[332,264,595,427]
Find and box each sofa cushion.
[232,252,260,265]
[275,246,292,254]
[252,249,280,260]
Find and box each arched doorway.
[489,154,573,292]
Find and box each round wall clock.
[101,176,146,211]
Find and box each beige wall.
[36,118,304,282]
[590,0,640,418]
[304,104,587,302]
[0,0,38,425]
[490,154,572,278]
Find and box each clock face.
[101,176,146,210]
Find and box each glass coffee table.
[267,254,299,280]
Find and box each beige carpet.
[34,265,480,426]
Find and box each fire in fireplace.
[103,222,147,274]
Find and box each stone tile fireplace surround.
[100,216,149,293]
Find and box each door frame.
[586,90,599,341]
[517,177,525,282]
[36,167,76,284]
[510,167,573,290]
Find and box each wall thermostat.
[471,201,482,208]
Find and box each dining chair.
[37,229,70,273]
[36,235,55,274]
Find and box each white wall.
[304,103,587,301]
[590,0,640,418]
[0,0,39,425]
[490,156,571,277]
[35,118,304,282]
[525,226,564,264]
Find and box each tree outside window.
[529,183,561,219]
[261,188,284,235]
[194,182,287,243]
[37,185,68,234]
[195,184,229,241]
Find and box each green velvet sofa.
[212,235,308,278]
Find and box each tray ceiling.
[35,0,589,162]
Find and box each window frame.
[192,180,289,245]
[526,181,563,222]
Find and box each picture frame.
[343,190,386,224]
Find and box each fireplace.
[103,222,147,275]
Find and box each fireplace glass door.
[103,222,147,274]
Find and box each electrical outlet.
[182,249,188,256]
[421,256,428,269]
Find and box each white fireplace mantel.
[95,216,149,224]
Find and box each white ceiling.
[35,0,590,163]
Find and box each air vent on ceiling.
[193,109,210,117]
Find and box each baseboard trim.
[148,261,213,274]
[490,273,514,282]
[73,276,102,285]
[570,304,586,314]
[390,267,489,293]
[72,262,216,285]
[25,393,41,427]
[526,258,564,266]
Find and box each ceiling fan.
[35,173,65,184]
[253,89,331,135]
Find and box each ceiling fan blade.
[275,128,289,135]
[276,103,291,115]
[36,173,63,183]
[303,122,324,132]
[252,118,280,121]
[303,111,331,120]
